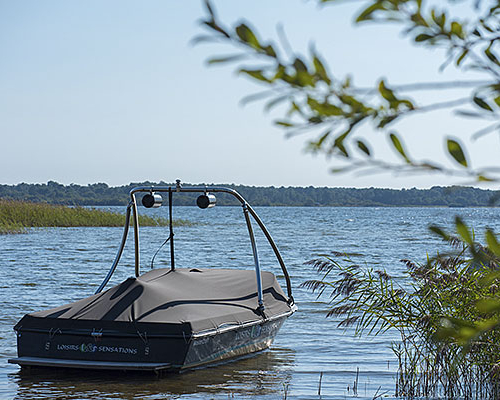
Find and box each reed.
[302,244,500,399]
[0,221,26,235]
[0,200,191,233]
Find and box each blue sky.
[0,0,496,188]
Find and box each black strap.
[149,234,172,270]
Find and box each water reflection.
[11,347,295,400]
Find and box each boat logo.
[193,337,209,347]
[251,325,262,338]
[235,326,262,341]
[56,343,137,355]
[80,343,98,353]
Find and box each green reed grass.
[303,243,500,399]
[0,200,191,234]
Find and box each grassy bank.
[0,200,191,234]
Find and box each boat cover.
[15,268,291,336]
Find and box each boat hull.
[8,313,290,372]
[183,314,287,369]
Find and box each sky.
[0,0,497,189]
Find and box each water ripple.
[2,206,500,399]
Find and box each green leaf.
[308,130,331,152]
[486,229,500,257]
[190,35,220,45]
[293,58,308,72]
[339,94,364,110]
[287,101,302,117]
[379,80,397,103]
[292,58,314,87]
[476,298,500,314]
[455,110,483,118]
[478,175,494,182]
[356,2,385,22]
[356,140,371,156]
[420,162,441,171]
[389,133,410,163]
[446,138,468,167]
[239,69,270,82]
[307,97,343,116]
[334,131,351,158]
[273,64,286,81]
[378,115,398,128]
[275,120,294,127]
[411,11,429,27]
[485,45,500,67]
[335,142,349,157]
[476,318,500,333]
[455,216,473,244]
[456,49,469,66]
[313,55,331,85]
[473,96,493,112]
[330,166,355,174]
[481,19,495,33]
[429,225,449,241]
[262,45,277,58]
[450,21,464,38]
[415,33,433,42]
[479,270,500,287]
[207,54,246,65]
[308,116,323,124]
[432,10,446,28]
[235,24,260,49]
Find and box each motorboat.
[8,181,296,372]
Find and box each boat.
[8,181,296,372]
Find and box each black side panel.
[16,318,192,367]
[17,331,189,366]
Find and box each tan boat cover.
[16,268,291,335]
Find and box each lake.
[2,205,500,399]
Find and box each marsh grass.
[303,244,500,399]
[0,221,25,235]
[0,200,191,234]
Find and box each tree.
[197,0,500,384]
[197,0,500,182]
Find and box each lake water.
[2,205,500,399]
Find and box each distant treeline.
[0,181,499,207]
